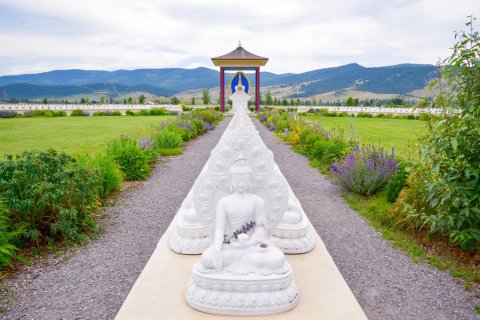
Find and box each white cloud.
[0,0,479,75]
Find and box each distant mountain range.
[0,63,437,100]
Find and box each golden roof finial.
[238,40,242,47]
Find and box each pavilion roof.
[211,44,268,67]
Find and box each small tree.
[171,96,180,105]
[100,96,105,104]
[139,94,145,104]
[273,97,279,106]
[345,96,355,106]
[191,96,196,105]
[127,97,133,104]
[265,90,273,106]
[202,88,211,105]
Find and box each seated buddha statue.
[199,157,288,276]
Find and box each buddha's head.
[229,156,252,193]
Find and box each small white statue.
[199,157,287,275]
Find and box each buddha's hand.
[213,249,222,272]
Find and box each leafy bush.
[112,111,122,116]
[155,130,183,149]
[385,162,407,203]
[0,150,100,247]
[71,109,89,117]
[53,111,67,117]
[331,144,398,196]
[0,111,17,118]
[165,122,193,141]
[0,201,24,268]
[182,105,193,112]
[192,108,222,125]
[150,108,167,116]
[126,110,135,116]
[357,112,373,118]
[78,154,123,198]
[93,111,105,116]
[190,118,205,136]
[22,111,34,117]
[399,18,480,250]
[107,138,151,181]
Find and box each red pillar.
[255,67,260,112]
[220,67,225,112]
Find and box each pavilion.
[211,43,268,112]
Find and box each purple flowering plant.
[330,143,398,196]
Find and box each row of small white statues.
[181,85,301,315]
[0,104,181,111]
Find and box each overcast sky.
[0,0,478,75]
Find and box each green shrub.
[338,112,349,117]
[190,119,205,136]
[357,112,372,118]
[192,108,222,125]
[156,130,183,149]
[137,109,150,116]
[71,109,88,117]
[182,105,193,112]
[0,150,100,247]
[0,201,24,268]
[406,114,415,120]
[126,110,135,116]
[107,138,151,181]
[22,111,34,117]
[165,123,192,142]
[150,108,167,116]
[385,162,407,203]
[52,111,67,117]
[112,111,122,116]
[93,111,105,116]
[400,17,480,250]
[78,154,123,198]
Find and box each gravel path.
[2,116,479,320]
[254,119,480,320]
[0,119,230,320]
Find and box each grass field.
[305,115,427,158]
[0,116,173,157]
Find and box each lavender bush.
[330,144,398,196]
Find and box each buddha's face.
[230,173,251,193]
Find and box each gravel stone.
[254,118,479,320]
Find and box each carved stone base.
[270,219,315,254]
[186,262,299,316]
[170,222,212,255]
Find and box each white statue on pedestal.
[185,112,299,315]
[199,157,288,276]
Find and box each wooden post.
[220,67,225,112]
[255,67,260,112]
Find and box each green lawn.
[0,116,173,157]
[305,115,427,158]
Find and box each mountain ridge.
[0,63,437,100]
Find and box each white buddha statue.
[199,157,287,275]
